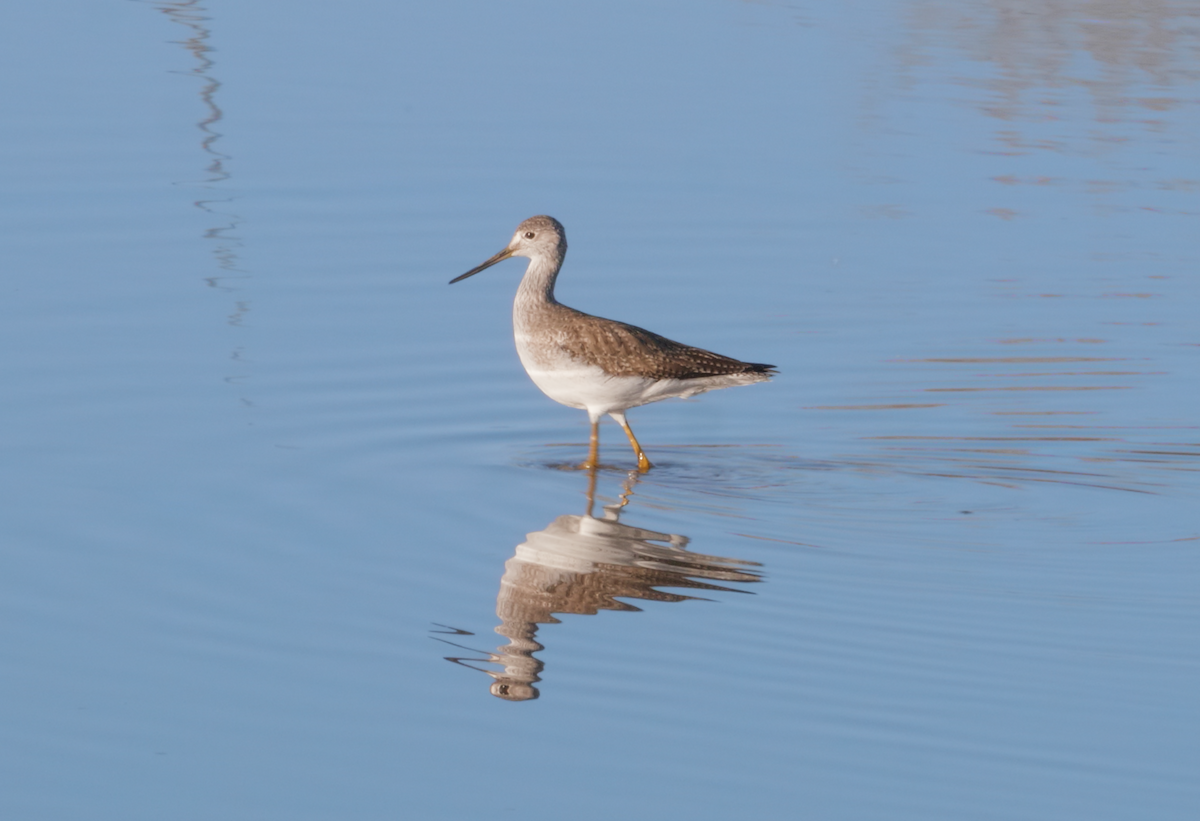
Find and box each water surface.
[1,1,1197,819]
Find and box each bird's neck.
[514,252,563,312]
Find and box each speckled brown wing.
[555,308,776,380]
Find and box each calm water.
[2,1,1197,819]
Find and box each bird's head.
[450,215,567,283]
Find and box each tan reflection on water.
[436,472,761,701]
[897,0,1200,133]
[891,0,1200,219]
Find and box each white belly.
[514,331,765,418]
[520,356,656,414]
[514,333,657,414]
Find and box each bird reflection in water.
[435,470,762,701]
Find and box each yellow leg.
[578,418,600,471]
[612,412,652,472]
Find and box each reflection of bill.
[437,473,762,701]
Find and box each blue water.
[2,1,1197,819]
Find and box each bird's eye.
[524,231,535,239]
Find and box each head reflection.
[440,470,762,701]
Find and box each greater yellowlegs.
[451,215,775,471]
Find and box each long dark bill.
[449,247,513,284]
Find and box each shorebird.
[450,215,775,472]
